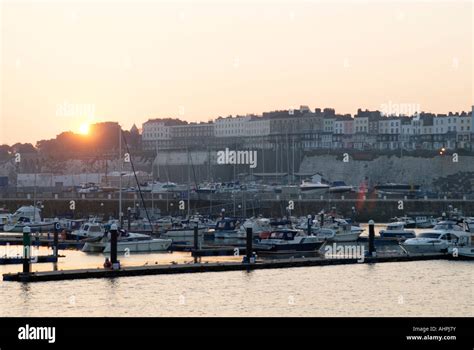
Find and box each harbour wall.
[1,198,473,222]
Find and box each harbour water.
[0,225,472,317]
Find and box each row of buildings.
[141,106,474,152]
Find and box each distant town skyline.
[1,0,472,145]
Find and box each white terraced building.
[214,115,270,137]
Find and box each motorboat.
[213,217,245,239]
[196,183,220,194]
[329,181,353,193]
[2,206,55,233]
[317,218,363,242]
[448,232,474,259]
[375,183,420,196]
[379,222,416,240]
[141,181,179,194]
[299,180,330,194]
[0,208,10,231]
[71,222,105,239]
[77,183,101,194]
[237,217,272,238]
[400,231,461,255]
[400,221,467,255]
[254,229,325,252]
[82,229,172,253]
[413,216,437,228]
[161,223,206,242]
[391,216,416,228]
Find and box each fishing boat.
[379,222,416,240]
[82,229,172,253]
[254,229,325,252]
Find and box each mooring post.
[193,224,199,263]
[368,219,376,257]
[53,220,59,258]
[110,223,118,267]
[193,224,199,251]
[127,207,131,231]
[22,226,31,274]
[320,212,324,228]
[307,214,312,236]
[246,227,253,263]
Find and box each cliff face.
[299,155,474,190]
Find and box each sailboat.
[81,126,172,253]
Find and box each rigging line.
[188,149,200,202]
[121,131,154,236]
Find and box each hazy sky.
[0,0,472,145]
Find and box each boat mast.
[187,145,190,218]
[119,124,122,228]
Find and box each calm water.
[0,225,473,317]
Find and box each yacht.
[2,206,55,233]
[82,229,172,253]
[400,231,461,255]
[254,229,325,252]
[379,222,416,240]
[400,221,467,255]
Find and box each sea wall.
[299,155,474,190]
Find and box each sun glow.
[79,123,90,135]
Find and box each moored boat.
[82,229,171,253]
[254,229,325,252]
[379,222,416,240]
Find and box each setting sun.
[79,123,90,135]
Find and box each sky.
[0,0,472,145]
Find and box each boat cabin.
[267,230,301,241]
[215,218,241,231]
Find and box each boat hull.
[328,232,361,242]
[162,228,205,239]
[3,222,55,233]
[102,239,172,253]
[214,230,246,239]
[254,241,325,252]
[400,242,449,255]
[379,230,416,240]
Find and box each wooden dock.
[0,237,84,249]
[2,253,451,283]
